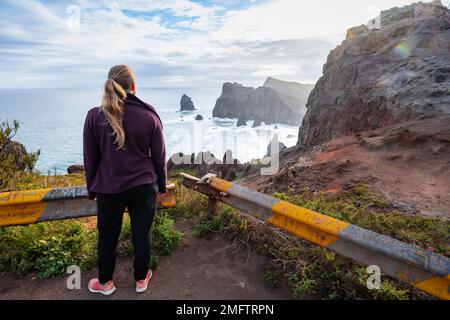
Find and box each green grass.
[264,269,279,290]
[288,273,317,299]
[119,211,184,258]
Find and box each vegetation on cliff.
[0,120,40,192]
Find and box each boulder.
[0,141,27,170]
[195,114,203,121]
[67,165,85,174]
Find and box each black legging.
[96,183,158,284]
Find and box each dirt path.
[0,219,293,300]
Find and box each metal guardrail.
[181,172,450,300]
[0,184,176,228]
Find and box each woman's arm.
[150,118,167,194]
[83,111,100,200]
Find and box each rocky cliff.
[263,77,314,107]
[298,1,450,146]
[213,78,314,126]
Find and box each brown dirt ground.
[243,116,450,219]
[0,219,293,300]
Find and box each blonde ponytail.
[101,65,136,149]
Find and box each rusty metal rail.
[0,184,176,228]
[181,172,450,300]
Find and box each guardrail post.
[207,196,217,216]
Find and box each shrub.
[151,212,183,256]
[119,212,184,257]
[0,120,40,191]
[288,273,317,299]
[0,220,96,278]
[264,269,279,290]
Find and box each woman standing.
[83,65,167,295]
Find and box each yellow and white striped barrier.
[181,173,450,300]
[0,184,176,228]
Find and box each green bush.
[151,212,183,256]
[119,212,183,257]
[193,212,228,238]
[0,220,96,278]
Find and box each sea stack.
[180,94,196,111]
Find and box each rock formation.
[213,78,314,126]
[298,1,450,146]
[67,165,85,174]
[180,94,196,111]
[0,141,28,171]
[263,77,314,108]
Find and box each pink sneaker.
[136,270,153,293]
[88,278,116,296]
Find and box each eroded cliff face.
[213,78,314,126]
[298,1,450,146]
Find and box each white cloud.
[214,0,419,41]
[0,0,436,89]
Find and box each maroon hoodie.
[83,93,167,199]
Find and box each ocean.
[0,88,299,174]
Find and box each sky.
[0,0,443,89]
